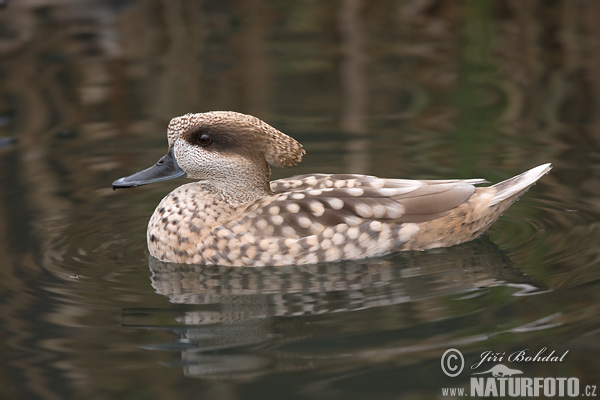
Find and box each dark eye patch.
[183,124,238,151]
[185,127,215,147]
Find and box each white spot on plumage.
[369,220,383,232]
[305,176,318,186]
[231,223,246,234]
[307,189,323,196]
[326,197,344,210]
[322,227,335,238]
[290,192,305,200]
[260,251,272,263]
[309,201,325,216]
[241,256,254,264]
[386,205,405,219]
[332,232,345,245]
[298,216,312,228]
[271,214,284,225]
[246,246,257,259]
[325,247,341,260]
[286,203,300,213]
[240,233,254,244]
[397,223,419,243]
[347,188,364,197]
[347,226,360,239]
[354,202,373,218]
[370,179,386,188]
[216,229,229,238]
[305,236,319,246]
[344,215,362,226]
[343,243,362,259]
[228,249,240,260]
[268,206,280,215]
[288,242,301,256]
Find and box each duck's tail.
[489,163,552,207]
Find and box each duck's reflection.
[123,237,547,379]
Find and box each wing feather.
[239,174,481,240]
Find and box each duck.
[112,111,551,266]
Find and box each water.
[1,1,599,399]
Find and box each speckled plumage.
[116,111,551,266]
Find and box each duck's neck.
[202,171,273,207]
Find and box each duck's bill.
[112,148,187,190]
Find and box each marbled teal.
[113,111,551,266]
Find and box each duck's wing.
[236,174,489,238]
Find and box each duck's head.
[112,111,305,197]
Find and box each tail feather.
[489,163,552,206]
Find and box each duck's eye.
[197,134,212,146]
